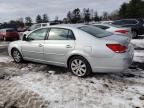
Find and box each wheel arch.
[67,53,91,68]
[11,47,19,56]
[9,45,22,57]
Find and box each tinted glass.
[68,30,75,40]
[93,25,109,30]
[48,28,75,40]
[112,20,124,25]
[79,26,112,38]
[28,28,47,40]
[124,20,137,24]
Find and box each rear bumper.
[91,56,133,73]
[89,45,134,73]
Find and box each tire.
[68,56,92,77]
[11,48,23,63]
[132,30,138,39]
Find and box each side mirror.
[23,34,27,41]
[23,34,33,41]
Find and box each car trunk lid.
[102,34,130,47]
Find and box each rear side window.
[48,28,75,40]
[79,26,112,38]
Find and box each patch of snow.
[131,39,144,48]
[0,42,9,47]
[134,50,144,63]
[0,56,12,63]
[12,72,144,108]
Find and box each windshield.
[79,26,113,38]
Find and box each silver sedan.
[8,25,134,77]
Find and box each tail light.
[115,30,129,34]
[106,44,127,53]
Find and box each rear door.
[44,28,75,65]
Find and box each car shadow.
[12,60,144,80]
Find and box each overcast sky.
[0,0,130,23]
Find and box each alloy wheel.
[71,59,87,77]
[12,50,21,62]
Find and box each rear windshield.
[93,25,110,30]
[6,29,16,32]
[79,26,112,38]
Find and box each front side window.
[48,28,75,40]
[79,26,112,38]
[27,28,48,40]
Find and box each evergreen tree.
[119,0,144,18]
[72,8,81,23]
[42,14,49,23]
[94,11,99,21]
[119,3,128,18]
[36,15,42,23]
[67,11,73,23]
[25,16,32,26]
[83,8,90,23]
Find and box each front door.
[21,28,48,61]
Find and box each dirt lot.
[0,40,144,108]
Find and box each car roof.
[92,23,127,29]
[39,24,86,30]
[92,23,114,28]
[51,24,85,28]
[113,19,140,22]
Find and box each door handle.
[66,45,72,48]
[39,44,43,47]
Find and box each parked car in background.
[0,28,19,41]
[112,19,144,38]
[92,24,132,39]
[100,21,113,25]
[8,25,134,77]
